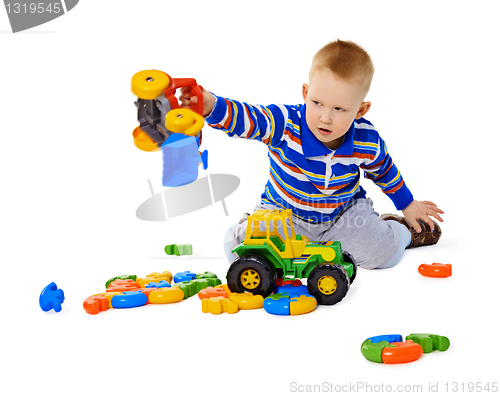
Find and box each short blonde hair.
[311,39,374,94]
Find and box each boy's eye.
[335,107,344,112]
[313,101,323,106]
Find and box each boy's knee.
[340,220,404,270]
[352,249,399,270]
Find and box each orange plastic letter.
[83,294,109,315]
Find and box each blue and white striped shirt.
[206,95,413,223]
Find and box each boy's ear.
[355,101,371,119]
[302,84,309,101]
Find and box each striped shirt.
[206,95,413,224]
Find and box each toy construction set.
[39,70,452,364]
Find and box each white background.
[1,1,499,395]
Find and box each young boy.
[180,39,444,269]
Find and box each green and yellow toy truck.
[226,209,357,305]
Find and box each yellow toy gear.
[131,70,170,100]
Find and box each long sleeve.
[205,94,289,146]
[361,136,413,210]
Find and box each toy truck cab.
[226,209,357,306]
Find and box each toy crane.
[131,70,208,187]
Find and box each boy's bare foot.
[380,214,442,248]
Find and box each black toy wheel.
[227,255,276,297]
[307,264,350,306]
[343,252,358,285]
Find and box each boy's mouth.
[318,127,332,135]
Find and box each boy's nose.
[320,113,332,124]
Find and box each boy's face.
[303,68,371,150]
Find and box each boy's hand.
[402,200,444,233]
[179,87,216,117]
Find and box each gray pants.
[223,199,407,270]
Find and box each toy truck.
[226,209,357,305]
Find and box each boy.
[180,40,444,269]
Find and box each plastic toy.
[361,334,403,363]
[226,209,357,305]
[275,278,302,287]
[418,263,452,278]
[137,271,173,288]
[361,333,449,364]
[218,284,232,298]
[105,275,137,289]
[106,279,141,293]
[161,118,208,187]
[174,277,222,299]
[138,287,158,303]
[111,291,148,309]
[83,270,220,314]
[131,70,204,149]
[263,291,317,316]
[148,271,173,282]
[361,335,422,364]
[196,271,218,279]
[274,284,310,297]
[83,294,110,315]
[39,282,65,312]
[381,341,424,364]
[146,280,171,288]
[229,292,264,310]
[202,297,239,315]
[89,291,120,309]
[148,287,184,304]
[137,277,159,288]
[198,287,228,300]
[131,70,208,187]
[289,295,318,315]
[174,271,197,283]
[165,244,193,256]
[406,333,450,352]
[263,294,290,315]
[83,290,155,314]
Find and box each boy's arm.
[179,88,288,145]
[361,136,413,210]
[204,94,288,146]
[361,136,443,232]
